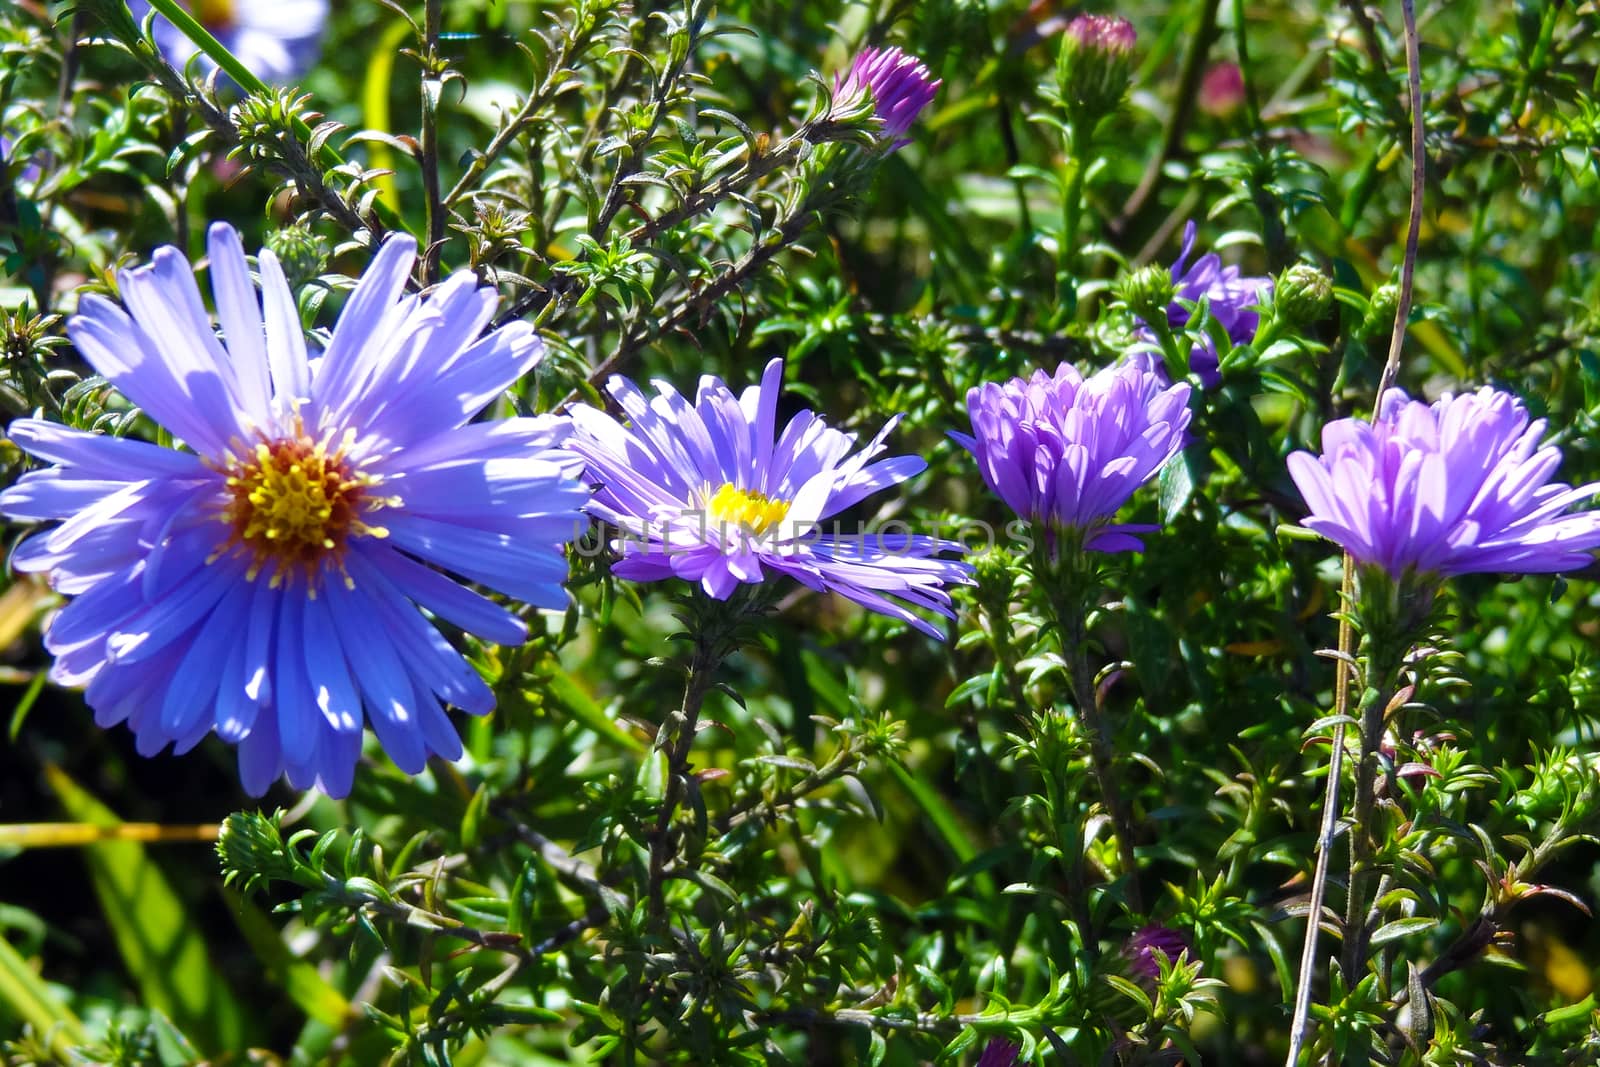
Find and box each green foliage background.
[3,0,1600,1063]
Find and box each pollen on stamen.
[213,429,390,588]
[706,482,791,536]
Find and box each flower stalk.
[1035,539,1144,915]
[1339,566,1430,977]
[646,592,756,917]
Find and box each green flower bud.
[1570,662,1600,718]
[973,546,1019,602]
[2,307,65,366]
[266,224,329,292]
[1273,263,1333,327]
[1360,282,1400,341]
[1117,264,1175,324]
[1056,15,1137,121]
[216,809,300,895]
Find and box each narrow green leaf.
[0,933,85,1055]
[886,760,995,900]
[1370,916,1437,948]
[546,667,647,754]
[44,764,249,1053]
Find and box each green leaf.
[886,759,995,900]
[1370,916,1437,948]
[546,666,647,754]
[1159,452,1196,524]
[0,932,86,1056]
[43,764,249,1053]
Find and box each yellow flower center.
[215,430,390,587]
[191,0,238,31]
[707,482,790,536]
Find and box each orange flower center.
[215,430,391,587]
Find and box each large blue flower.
[567,358,972,637]
[0,224,588,796]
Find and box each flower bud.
[818,46,941,151]
[1360,282,1401,340]
[977,1039,1021,1067]
[1056,15,1136,120]
[216,810,300,894]
[1273,263,1333,327]
[1118,263,1176,324]
[1124,924,1191,982]
[1199,62,1246,117]
[266,224,329,292]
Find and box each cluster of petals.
[1063,13,1137,55]
[130,0,328,85]
[0,224,587,796]
[831,45,941,147]
[1125,924,1192,981]
[1139,221,1272,386]
[952,361,1191,552]
[566,358,973,637]
[1287,387,1600,579]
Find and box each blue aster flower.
[130,0,328,85]
[0,223,588,796]
[567,359,972,638]
[952,361,1191,553]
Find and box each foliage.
[3,0,1600,1064]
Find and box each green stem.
[1037,544,1144,915]
[141,0,409,236]
[1339,649,1405,979]
[644,592,754,918]
[646,634,719,917]
[1113,0,1222,233]
[1056,117,1093,319]
[419,0,444,284]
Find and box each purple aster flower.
[976,1038,1021,1067]
[1124,924,1191,981]
[1286,387,1600,579]
[1137,221,1272,387]
[567,358,972,638]
[129,0,327,85]
[0,223,588,797]
[830,45,941,149]
[952,362,1191,553]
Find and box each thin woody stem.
[1285,558,1355,1066]
[1063,602,1143,915]
[646,634,720,917]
